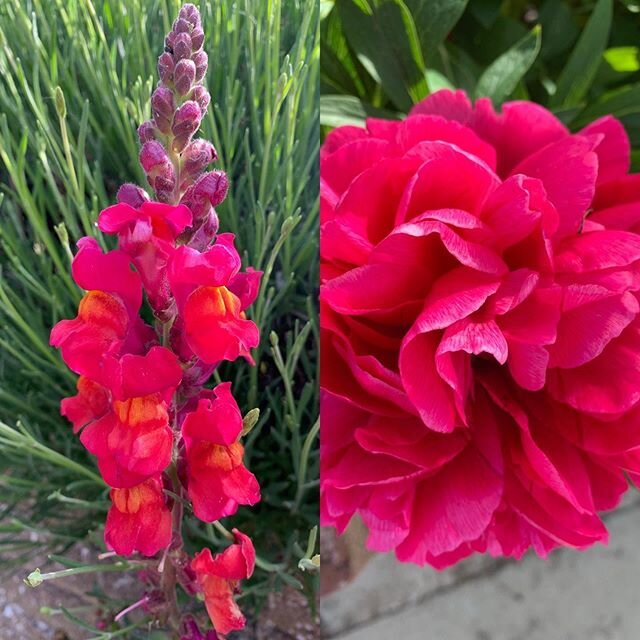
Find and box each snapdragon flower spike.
[191,530,255,638]
[181,383,260,522]
[105,476,172,557]
[52,4,261,633]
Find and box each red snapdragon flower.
[98,201,193,313]
[105,476,172,556]
[191,530,255,637]
[181,383,260,522]
[79,347,183,488]
[168,236,261,364]
[50,238,154,384]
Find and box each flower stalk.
[47,4,263,637]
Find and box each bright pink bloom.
[50,238,154,383]
[320,89,640,567]
[105,476,172,556]
[79,347,183,488]
[98,201,192,312]
[181,383,260,521]
[191,529,255,637]
[168,235,261,363]
[61,376,110,433]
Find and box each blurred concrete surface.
[322,495,640,640]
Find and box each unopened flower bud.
[165,31,176,50]
[191,27,204,51]
[183,139,217,177]
[151,87,175,133]
[181,171,228,221]
[171,101,201,152]
[194,170,228,208]
[179,4,201,28]
[193,50,208,82]
[173,32,192,61]
[190,85,211,115]
[137,120,157,143]
[139,140,176,200]
[174,59,196,96]
[173,17,191,34]
[117,183,149,208]
[157,52,174,84]
[187,209,219,249]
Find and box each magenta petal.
[395,445,502,564]
[511,136,599,239]
[579,116,631,185]
[549,290,638,368]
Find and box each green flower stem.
[293,418,319,513]
[25,562,134,587]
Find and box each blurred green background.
[321,0,640,168]
[0,0,319,634]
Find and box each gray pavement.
[322,495,640,640]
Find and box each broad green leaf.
[550,0,613,108]
[474,26,541,105]
[468,0,501,29]
[320,94,399,128]
[404,0,469,60]
[321,8,369,97]
[539,0,578,61]
[320,0,335,20]
[338,0,429,111]
[574,83,640,126]
[604,46,640,72]
[426,69,455,92]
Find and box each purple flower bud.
[117,183,149,208]
[139,140,176,200]
[137,120,157,143]
[194,171,228,208]
[173,17,191,34]
[181,170,228,220]
[165,31,176,50]
[174,59,196,96]
[191,27,204,51]
[193,50,208,82]
[183,139,217,178]
[173,32,192,61]
[179,4,201,28]
[187,209,220,250]
[190,85,211,115]
[157,52,174,84]
[151,86,175,133]
[171,101,201,152]
[139,140,170,172]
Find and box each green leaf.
[475,26,541,105]
[550,0,613,108]
[573,83,640,126]
[320,95,399,129]
[604,46,640,72]
[426,69,455,92]
[404,0,469,60]
[320,0,334,20]
[338,0,429,111]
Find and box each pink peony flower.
[320,89,640,567]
